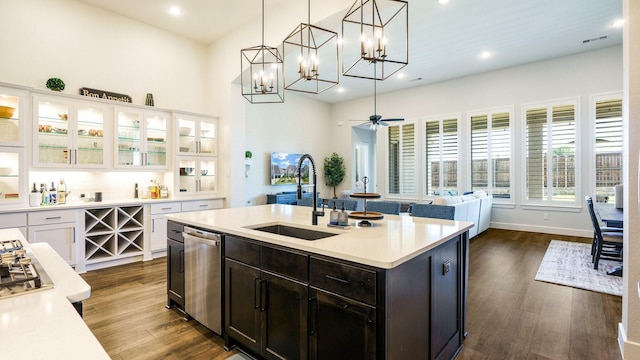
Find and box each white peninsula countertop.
[166,204,473,269]
[0,228,109,359]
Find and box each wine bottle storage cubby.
[84,205,144,263]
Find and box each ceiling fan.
[354,75,404,131]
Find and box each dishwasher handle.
[182,231,221,246]
[183,226,222,242]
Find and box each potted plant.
[324,152,345,199]
[245,150,252,159]
[46,78,65,91]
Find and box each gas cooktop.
[0,239,53,299]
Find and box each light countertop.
[166,204,473,269]
[0,228,109,359]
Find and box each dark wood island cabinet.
[223,232,467,360]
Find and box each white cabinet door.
[28,222,76,265]
[0,85,29,147]
[149,202,181,252]
[115,108,169,170]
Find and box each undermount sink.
[248,224,338,240]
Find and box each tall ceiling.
[78,0,622,104]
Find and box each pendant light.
[241,0,284,104]
[282,0,339,94]
[342,0,408,80]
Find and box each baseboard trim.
[490,222,592,238]
[619,322,640,359]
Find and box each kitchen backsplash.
[29,171,172,202]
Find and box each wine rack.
[84,205,144,264]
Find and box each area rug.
[534,240,622,296]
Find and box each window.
[523,99,579,204]
[470,108,512,199]
[387,122,416,196]
[593,95,622,203]
[424,116,459,196]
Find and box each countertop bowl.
[0,167,13,176]
[0,106,16,119]
[179,126,191,136]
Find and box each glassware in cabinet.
[0,85,28,146]
[144,111,168,168]
[35,99,71,166]
[176,157,216,195]
[175,112,217,156]
[0,148,25,205]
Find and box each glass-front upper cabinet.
[115,108,168,169]
[0,84,29,147]
[33,95,109,169]
[0,148,25,206]
[176,157,216,196]
[175,112,217,156]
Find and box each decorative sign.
[79,87,132,103]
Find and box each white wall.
[0,0,209,113]
[244,92,334,205]
[330,46,623,237]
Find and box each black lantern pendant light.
[241,0,285,103]
[282,0,339,94]
[342,0,408,80]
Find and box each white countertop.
[166,204,473,269]
[0,228,109,359]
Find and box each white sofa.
[413,191,492,238]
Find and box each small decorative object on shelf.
[145,93,154,106]
[245,150,252,159]
[45,78,65,92]
[349,176,383,227]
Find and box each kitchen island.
[0,228,109,359]
[167,204,473,360]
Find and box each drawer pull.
[45,216,62,220]
[161,207,172,210]
[325,274,351,284]
[199,204,209,208]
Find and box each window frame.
[520,97,581,208]
[421,113,461,199]
[590,91,623,204]
[468,106,514,204]
[384,119,418,199]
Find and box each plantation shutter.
[401,123,416,195]
[388,126,400,194]
[442,119,458,193]
[525,107,547,200]
[550,105,576,201]
[595,98,623,197]
[491,112,511,198]
[425,121,441,195]
[471,115,488,192]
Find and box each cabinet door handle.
[179,250,184,273]
[260,279,267,312]
[325,274,351,284]
[74,149,78,165]
[68,148,72,164]
[152,219,155,232]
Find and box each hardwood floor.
[80,229,622,359]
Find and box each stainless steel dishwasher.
[183,225,222,334]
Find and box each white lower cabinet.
[147,202,181,256]
[0,212,27,239]
[27,209,77,265]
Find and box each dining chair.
[326,199,358,211]
[410,203,455,220]
[585,196,623,270]
[365,201,401,215]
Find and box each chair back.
[411,203,455,220]
[296,197,315,207]
[366,201,401,215]
[326,199,357,211]
[585,196,603,240]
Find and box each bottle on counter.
[41,184,50,205]
[338,203,348,226]
[134,183,139,199]
[49,181,57,205]
[160,184,168,199]
[149,180,159,199]
[330,203,339,225]
[57,178,67,204]
[30,183,41,207]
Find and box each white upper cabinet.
[115,108,169,169]
[32,94,110,169]
[0,84,29,147]
[175,112,217,156]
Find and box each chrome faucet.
[297,154,324,225]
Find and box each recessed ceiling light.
[397,73,405,79]
[336,87,345,93]
[479,51,492,59]
[168,6,182,16]
[438,0,450,4]
[611,19,624,28]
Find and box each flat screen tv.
[270,152,310,186]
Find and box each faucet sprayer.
[297,154,324,225]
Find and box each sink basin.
[249,224,338,240]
